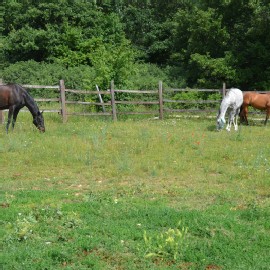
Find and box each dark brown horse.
[0,84,45,133]
[240,91,270,125]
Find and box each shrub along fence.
[0,80,243,124]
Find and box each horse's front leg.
[226,111,234,131]
[6,106,14,133]
[243,106,249,125]
[234,116,240,131]
[12,107,21,130]
[264,107,270,125]
[226,120,232,131]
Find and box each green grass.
[0,113,269,269]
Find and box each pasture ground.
[0,113,269,269]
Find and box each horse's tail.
[239,104,243,115]
[239,104,245,123]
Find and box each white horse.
[217,88,243,131]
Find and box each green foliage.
[2,0,136,90]
[166,90,222,110]
[4,26,48,62]
[1,0,270,90]
[188,52,237,88]
[169,1,270,89]
[187,8,229,57]
[0,1,5,72]
[121,63,170,90]
[143,223,188,261]
[5,205,82,243]
[1,60,170,90]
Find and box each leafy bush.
[1,61,96,97]
[165,90,222,110]
[1,61,170,107]
[188,52,237,88]
[120,63,170,90]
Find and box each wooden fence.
[61,80,227,122]
[5,80,265,124]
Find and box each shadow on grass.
[207,125,217,132]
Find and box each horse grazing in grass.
[0,84,45,133]
[217,88,243,131]
[240,92,270,125]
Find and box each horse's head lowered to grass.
[33,111,45,132]
[216,113,226,131]
[216,88,243,132]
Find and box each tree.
[234,1,270,89]
[171,7,234,87]
[2,0,136,88]
[0,1,5,72]
[2,0,270,89]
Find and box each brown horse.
[0,84,45,133]
[240,91,270,125]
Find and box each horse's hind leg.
[232,116,237,131]
[234,108,241,131]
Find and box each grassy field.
[0,113,269,270]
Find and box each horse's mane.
[13,83,40,115]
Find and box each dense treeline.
[0,0,269,90]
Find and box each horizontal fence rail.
[1,79,269,125]
[168,88,222,92]
[163,99,221,104]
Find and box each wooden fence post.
[59,79,67,123]
[110,80,117,121]
[96,85,106,112]
[158,80,164,120]
[222,82,226,98]
[0,78,4,124]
